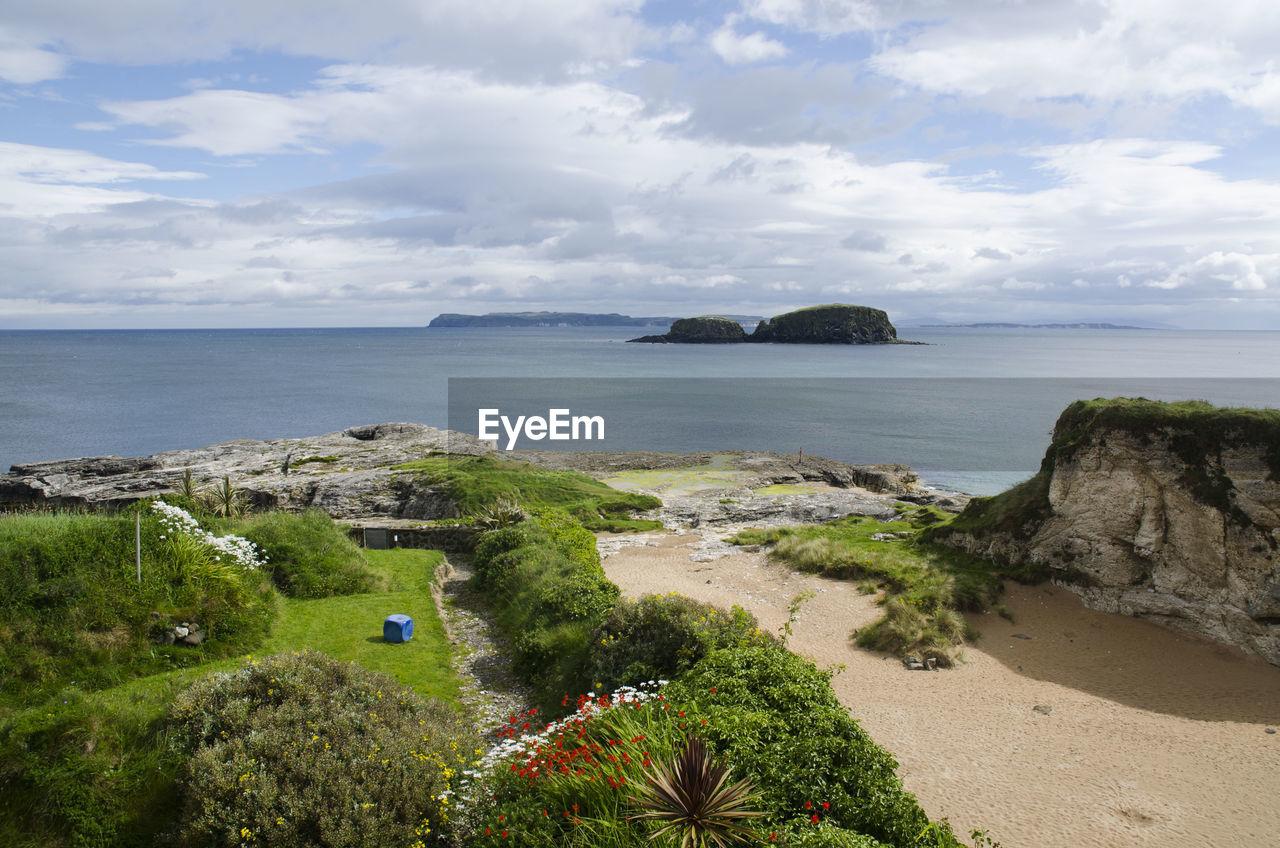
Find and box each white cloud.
[0,0,650,80]
[710,21,788,65]
[0,27,67,83]
[861,0,1280,124]
[1152,252,1269,291]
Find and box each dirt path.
[599,532,1280,848]
[432,555,534,738]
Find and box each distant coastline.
[429,311,764,328]
[915,322,1151,330]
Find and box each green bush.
[0,685,185,848]
[773,819,888,847]
[855,598,967,667]
[0,510,275,704]
[590,593,773,691]
[666,645,960,848]
[231,510,376,598]
[472,511,618,709]
[170,651,477,848]
[465,688,692,848]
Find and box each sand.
[600,532,1280,848]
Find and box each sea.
[2,326,1279,496]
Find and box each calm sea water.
[2,326,1278,495]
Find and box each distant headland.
[628,304,920,345]
[917,322,1149,330]
[428,311,762,328]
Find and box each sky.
[2,0,1280,329]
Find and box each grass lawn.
[258,548,460,703]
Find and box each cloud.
[841,230,886,252]
[6,54,1280,327]
[1152,252,1269,291]
[710,19,788,65]
[0,0,651,81]
[859,0,1280,125]
[0,27,67,83]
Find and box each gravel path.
[433,554,535,739]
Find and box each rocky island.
[626,315,748,343]
[628,303,915,344]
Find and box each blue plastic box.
[383,614,414,643]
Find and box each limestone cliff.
[931,398,1280,665]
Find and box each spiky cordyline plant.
[472,496,527,531]
[202,475,246,519]
[629,735,764,848]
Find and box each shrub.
[169,651,477,848]
[666,645,960,848]
[590,593,772,691]
[0,510,274,702]
[772,819,888,847]
[854,599,967,668]
[461,685,693,848]
[472,511,619,708]
[630,734,765,847]
[0,686,185,848]
[233,510,377,598]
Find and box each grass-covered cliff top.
[393,454,662,531]
[1050,397,1280,466]
[938,397,1280,540]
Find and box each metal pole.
[136,510,142,584]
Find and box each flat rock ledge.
[0,424,959,521]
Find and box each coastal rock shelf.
[0,424,944,519]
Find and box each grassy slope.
[0,548,461,848]
[394,454,662,531]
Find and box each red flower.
[485,828,491,835]
[822,802,830,810]
[710,687,717,694]
[501,830,508,838]
[770,834,777,842]
[804,801,812,810]
[811,814,819,823]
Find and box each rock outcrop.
[627,316,748,343]
[0,426,936,519]
[931,398,1280,665]
[750,304,901,344]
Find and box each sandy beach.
[600,532,1280,848]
